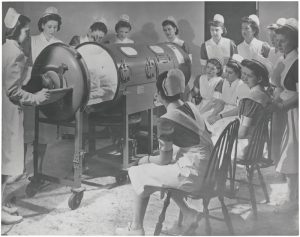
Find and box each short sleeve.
[284,60,298,91]
[239,98,263,127]
[230,40,237,56]
[157,117,174,152]
[261,42,271,58]
[182,42,190,55]
[200,43,208,66]
[193,74,201,89]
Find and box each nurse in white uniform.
[69,18,108,47]
[237,14,271,61]
[27,7,63,145]
[200,14,237,68]
[113,14,134,44]
[2,8,50,224]
[31,7,63,62]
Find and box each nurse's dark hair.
[162,20,179,35]
[115,20,131,32]
[6,15,31,40]
[226,59,241,78]
[90,22,108,34]
[156,71,181,103]
[208,21,227,35]
[207,58,223,77]
[241,16,259,37]
[241,59,269,87]
[38,14,62,32]
[276,28,298,50]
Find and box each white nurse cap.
[249,14,260,26]
[4,8,20,29]
[162,69,185,96]
[166,16,178,27]
[93,16,107,25]
[42,6,60,18]
[213,14,224,24]
[231,54,244,63]
[119,14,130,23]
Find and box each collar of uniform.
[170,37,184,46]
[208,37,224,46]
[243,37,259,46]
[40,32,57,43]
[6,38,23,51]
[284,49,298,61]
[224,78,239,87]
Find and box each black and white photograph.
[1,1,298,235]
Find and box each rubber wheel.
[68,192,84,210]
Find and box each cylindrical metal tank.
[24,42,191,121]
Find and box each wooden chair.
[233,112,272,218]
[152,119,240,235]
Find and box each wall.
[258,1,298,45]
[2,1,298,77]
[2,1,205,76]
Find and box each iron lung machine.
[25,42,191,209]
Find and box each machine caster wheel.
[115,173,128,185]
[25,182,39,198]
[68,192,84,210]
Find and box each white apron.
[275,50,298,174]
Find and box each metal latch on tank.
[41,63,69,89]
[119,59,131,83]
[145,57,156,79]
[156,54,171,64]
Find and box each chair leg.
[178,210,183,227]
[219,196,234,235]
[256,166,270,203]
[154,191,171,236]
[203,198,212,235]
[246,167,258,219]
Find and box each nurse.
[69,18,108,47]
[200,14,237,68]
[267,18,286,70]
[113,14,134,44]
[115,69,213,235]
[237,14,271,61]
[31,6,63,62]
[29,6,63,145]
[2,8,50,224]
[272,18,298,213]
[162,16,192,60]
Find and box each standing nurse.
[31,6,63,62]
[2,8,50,224]
[272,18,298,212]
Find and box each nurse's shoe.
[1,211,23,225]
[2,205,18,214]
[115,223,145,236]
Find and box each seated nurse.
[208,59,272,155]
[115,69,213,235]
